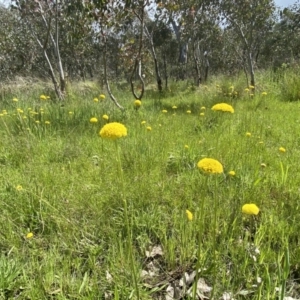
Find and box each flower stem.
[115,141,140,299]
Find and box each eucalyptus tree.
[0,4,38,80]
[155,0,220,81]
[11,0,68,100]
[221,0,275,87]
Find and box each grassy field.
[1,70,300,299]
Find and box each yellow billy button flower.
[279,147,286,153]
[184,145,189,149]
[246,132,251,137]
[228,170,235,176]
[261,92,267,96]
[134,100,142,108]
[242,204,259,215]
[197,158,223,174]
[26,232,34,239]
[141,120,146,125]
[200,112,205,116]
[245,88,250,92]
[200,106,206,110]
[186,110,191,114]
[99,122,127,140]
[162,110,168,113]
[146,126,152,131]
[90,117,98,124]
[45,121,50,125]
[186,210,193,221]
[261,163,267,168]
[13,97,18,102]
[40,95,48,100]
[16,185,23,191]
[211,103,234,113]
[102,114,109,121]
[99,94,106,100]
[172,106,177,109]
[93,97,99,102]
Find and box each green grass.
[1,72,300,299]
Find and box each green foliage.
[278,65,300,101]
[0,71,300,298]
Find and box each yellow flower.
[249,85,255,89]
[200,106,206,110]
[261,92,267,96]
[184,145,189,149]
[162,110,168,113]
[245,88,250,92]
[279,147,286,153]
[246,132,251,137]
[200,113,205,116]
[16,185,23,191]
[186,110,191,114]
[90,117,98,124]
[186,210,193,221]
[69,111,74,115]
[146,126,152,131]
[99,122,127,140]
[26,232,34,239]
[197,158,223,174]
[35,120,40,124]
[242,204,259,215]
[141,121,146,125]
[261,163,267,168]
[99,94,106,100]
[134,100,142,108]
[45,121,50,125]
[228,170,236,176]
[211,103,234,113]
[17,108,23,113]
[102,114,109,121]
[40,95,48,100]
[172,106,177,109]
[93,97,99,102]
[13,97,18,102]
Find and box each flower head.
[246,132,251,137]
[141,120,146,125]
[162,110,168,113]
[279,147,286,153]
[13,97,18,102]
[16,185,23,191]
[102,114,109,121]
[261,92,267,96]
[211,103,234,113]
[146,126,152,131]
[186,110,191,114]
[249,85,255,89]
[242,204,259,215]
[245,88,250,92]
[200,112,205,116]
[45,121,50,125]
[228,170,236,176]
[197,158,223,174]
[93,98,99,102]
[26,232,34,239]
[100,94,106,100]
[200,106,206,110]
[99,122,127,140]
[186,210,193,221]
[134,100,142,108]
[40,95,48,100]
[172,106,177,109]
[90,117,98,124]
